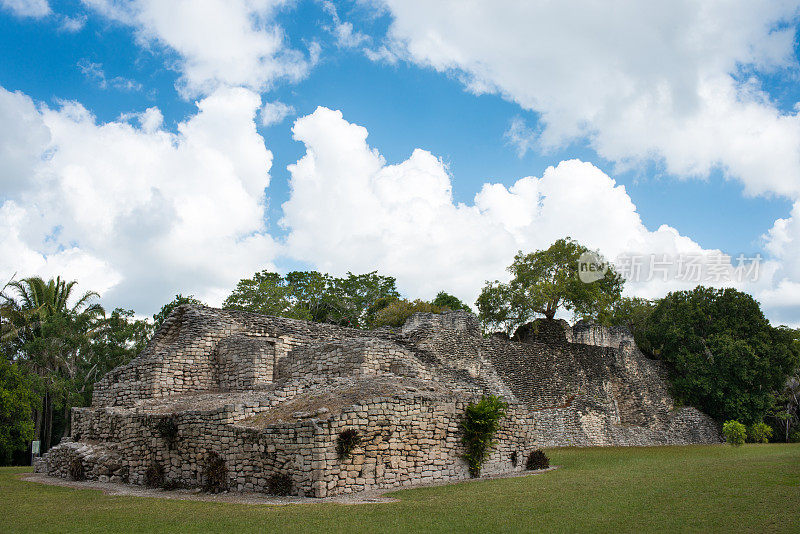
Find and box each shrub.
[372,299,444,328]
[747,422,773,444]
[460,395,508,477]
[526,449,550,470]
[336,429,362,459]
[68,456,85,481]
[153,417,179,449]
[723,420,747,446]
[267,473,293,496]
[790,429,800,443]
[202,451,228,493]
[144,462,164,487]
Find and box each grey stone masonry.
[37,306,721,496]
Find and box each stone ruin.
[36,305,721,497]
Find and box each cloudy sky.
[1,0,800,325]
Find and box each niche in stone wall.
[213,334,280,391]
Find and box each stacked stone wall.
[275,339,431,382]
[214,334,283,390]
[38,306,722,498]
[49,393,537,497]
[93,306,404,407]
[313,396,535,497]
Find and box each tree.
[372,299,444,328]
[475,281,521,336]
[223,272,292,317]
[223,270,400,329]
[602,296,656,350]
[2,276,104,452]
[769,367,800,442]
[642,287,800,425]
[0,359,39,465]
[432,291,471,312]
[476,238,623,334]
[152,294,205,331]
[79,309,152,405]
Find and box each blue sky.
[2,0,800,324]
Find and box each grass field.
[2,444,798,533]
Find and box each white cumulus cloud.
[0,86,278,314]
[281,107,739,308]
[260,100,294,127]
[372,0,800,199]
[82,0,316,97]
[1,0,50,18]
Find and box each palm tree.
[2,276,104,452]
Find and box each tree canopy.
[372,299,444,328]
[432,291,471,312]
[641,286,800,425]
[1,277,151,455]
[223,270,400,329]
[476,238,623,334]
[152,294,205,331]
[0,358,38,465]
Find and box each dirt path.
[20,467,556,506]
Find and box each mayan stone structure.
[36,305,721,497]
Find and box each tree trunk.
[59,401,71,443]
[32,406,41,448]
[40,391,52,453]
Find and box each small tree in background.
[372,299,444,328]
[461,395,508,477]
[747,422,773,444]
[723,420,747,446]
[432,291,471,312]
[642,287,799,425]
[152,294,205,331]
[476,238,623,334]
[0,359,38,465]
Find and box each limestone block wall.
[214,334,284,390]
[275,339,432,382]
[45,307,723,499]
[53,392,538,497]
[568,322,633,348]
[92,306,402,407]
[402,312,481,337]
[314,396,536,497]
[67,404,320,495]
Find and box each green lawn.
[2,444,799,533]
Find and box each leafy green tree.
[372,299,444,328]
[723,420,747,446]
[460,395,508,477]
[476,238,623,333]
[79,309,152,404]
[223,270,400,329]
[475,281,522,336]
[769,371,799,442]
[152,294,205,331]
[337,272,401,327]
[747,422,773,444]
[602,296,656,350]
[223,272,293,317]
[0,359,39,465]
[642,287,800,424]
[432,291,471,312]
[2,276,104,452]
